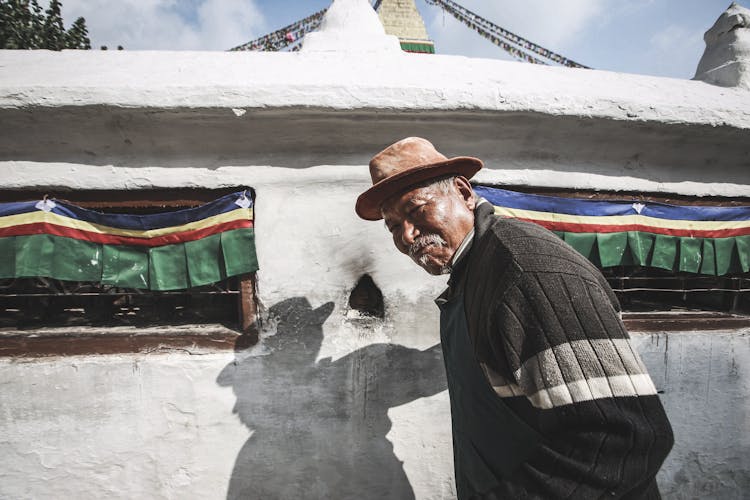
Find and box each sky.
[60,0,749,79]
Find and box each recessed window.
[0,188,260,351]
[475,184,750,324]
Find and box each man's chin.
[415,258,450,276]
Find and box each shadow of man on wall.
[217,297,447,500]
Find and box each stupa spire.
[377,0,435,54]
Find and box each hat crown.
[369,137,448,184]
[356,136,482,220]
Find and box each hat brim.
[355,156,483,221]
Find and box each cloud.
[423,0,606,60]
[61,0,266,50]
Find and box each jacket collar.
[447,199,494,289]
[473,199,496,245]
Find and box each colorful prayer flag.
[474,185,750,276]
[0,191,258,290]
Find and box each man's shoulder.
[477,212,604,284]
[478,212,566,264]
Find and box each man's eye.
[409,205,424,216]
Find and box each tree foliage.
[0,0,91,49]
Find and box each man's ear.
[454,176,476,210]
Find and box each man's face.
[381,177,476,275]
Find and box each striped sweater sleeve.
[460,210,674,498]
[489,268,674,499]
[499,270,655,409]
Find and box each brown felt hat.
[355,137,483,220]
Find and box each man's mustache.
[408,234,448,261]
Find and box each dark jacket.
[447,202,674,499]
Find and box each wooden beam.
[0,326,240,357]
[237,273,260,347]
[623,312,750,332]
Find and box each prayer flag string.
[230,9,327,52]
[229,0,586,68]
[425,0,590,68]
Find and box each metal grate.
[602,267,750,315]
[0,277,240,329]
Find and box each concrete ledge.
[1,50,748,129]
[1,108,748,196]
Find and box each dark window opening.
[348,274,384,319]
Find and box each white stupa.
[301,0,401,53]
[694,2,750,89]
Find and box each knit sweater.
[449,202,674,499]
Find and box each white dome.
[301,0,402,53]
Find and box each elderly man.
[355,137,673,499]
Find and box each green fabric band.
[0,228,258,290]
[400,41,435,53]
[559,231,749,276]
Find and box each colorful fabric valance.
[474,185,750,276]
[0,192,258,290]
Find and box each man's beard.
[408,234,452,275]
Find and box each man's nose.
[400,220,419,247]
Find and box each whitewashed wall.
[635,330,750,499]
[3,327,749,499]
[1,164,748,499]
[0,164,459,500]
[1,45,749,499]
